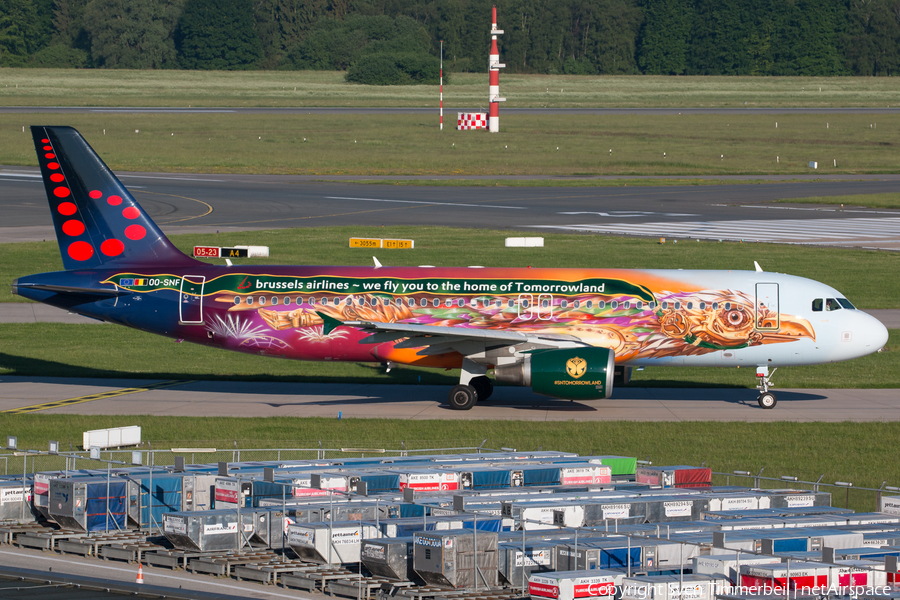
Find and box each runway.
[4,166,900,249]
[1,376,897,422]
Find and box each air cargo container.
[458,467,515,490]
[290,473,349,497]
[213,477,285,508]
[636,466,711,489]
[413,529,498,588]
[499,541,557,586]
[832,561,884,588]
[49,477,128,532]
[182,473,218,511]
[563,456,637,478]
[521,502,585,529]
[701,507,852,520]
[558,466,612,486]
[0,479,36,523]
[32,472,62,521]
[833,547,900,561]
[249,507,290,548]
[395,470,460,492]
[361,537,416,581]
[762,490,832,509]
[739,562,830,592]
[620,574,729,600]
[529,570,621,600]
[642,496,709,523]
[287,521,380,564]
[555,540,641,571]
[378,516,464,538]
[880,496,900,516]
[692,553,782,584]
[706,493,770,512]
[122,473,183,530]
[845,513,900,525]
[163,509,256,552]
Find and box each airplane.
[12,126,889,410]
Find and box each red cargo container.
[636,466,712,488]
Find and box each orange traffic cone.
[136,564,144,584]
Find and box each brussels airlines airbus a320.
[13,127,888,410]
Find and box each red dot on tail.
[68,241,94,261]
[101,239,124,257]
[45,153,55,159]
[58,202,77,216]
[43,145,52,151]
[125,224,146,240]
[107,195,123,206]
[47,162,60,170]
[89,190,103,199]
[62,219,85,237]
[122,206,140,219]
[50,173,64,183]
[53,187,70,198]
[41,138,49,143]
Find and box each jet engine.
[494,347,615,400]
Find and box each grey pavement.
[0,546,321,600]
[1,376,898,421]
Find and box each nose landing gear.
[756,366,777,409]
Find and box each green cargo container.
[596,456,637,477]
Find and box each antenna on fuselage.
[373,256,383,269]
[754,261,763,272]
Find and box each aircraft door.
[517,294,533,320]
[179,275,206,324]
[537,294,554,320]
[755,283,779,330]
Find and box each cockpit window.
[826,298,842,311]
[812,299,823,312]
[837,298,856,309]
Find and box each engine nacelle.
[494,348,615,400]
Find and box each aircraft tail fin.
[31,126,198,271]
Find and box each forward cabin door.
[179,275,206,324]
[755,283,780,331]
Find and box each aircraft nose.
[860,312,889,354]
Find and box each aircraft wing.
[339,319,586,357]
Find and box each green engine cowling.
[494,347,615,400]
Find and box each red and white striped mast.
[488,6,505,133]
[440,40,443,130]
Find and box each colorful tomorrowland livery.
[14,127,888,410]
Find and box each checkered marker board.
[457,113,487,130]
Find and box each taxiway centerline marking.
[3,380,193,414]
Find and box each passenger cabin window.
[508,300,514,309]
[675,302,682,309]
[661,301,668,310]
[247,297,254,305]
[395,298,402,306]
[636,301,643,309]
[599,301,606,309]
[686,302,693,310]
[712,302,719,310]
[259,297,266,306]
[573,300,580,308]
[610,301,616,309]
[586,301,593,308]
[623,301,630,309]
[409,299,416,307]
[699,302,706,310]
[433,299,440,308]
[561,300,568,308]
[233,297,241,305]
[458,299,465,307]
[271,297,278,306]
[724,302,731,310]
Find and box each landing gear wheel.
[448,385,477,410]
[469,376,493,401]
[758,392,777,409]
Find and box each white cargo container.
[291,474,348,497]
[692,553,781,584]
[287,521,379,564]
[521,503,585,530]
[396,470,460,492]
[879,497,900,516]
[83,425,140,450]
[621,574,729,600]
[529,570,621,600]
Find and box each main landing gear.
[447,360,494,410]
[447,376,494,410]
[756,366,777,409]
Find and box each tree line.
[1,0,899,78]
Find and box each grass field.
[3,113,898,176]
[3,69,900,109]
[4,226,898,306]
[1,416,896,512]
